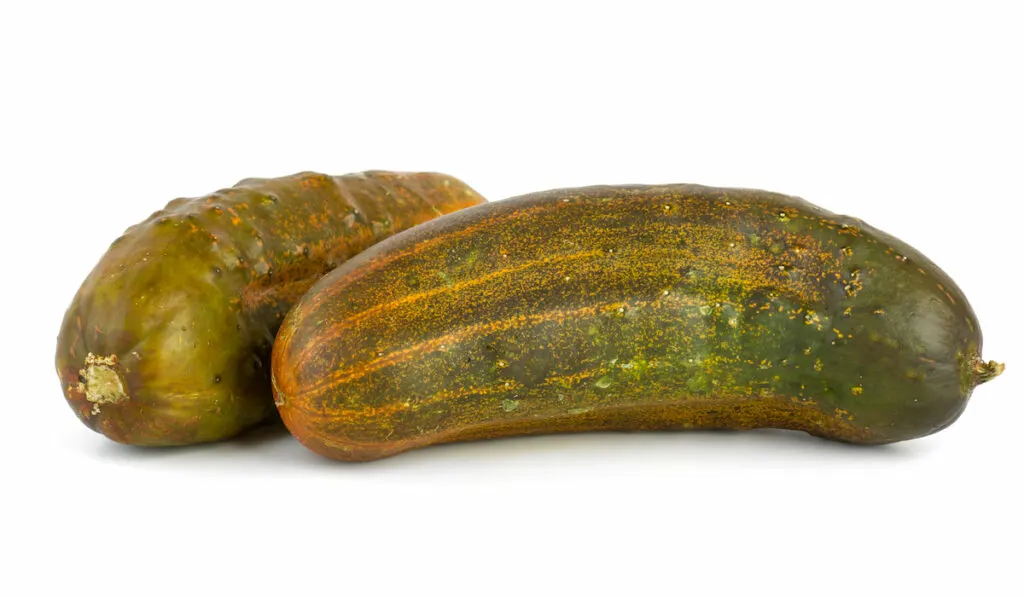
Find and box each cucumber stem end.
[78,353,130,415]
[974,358,1005,386]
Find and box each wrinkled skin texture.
[273,184,1002,461]
[56,171,486,445]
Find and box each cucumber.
[55,171,486,445]
[272,183,1002,461]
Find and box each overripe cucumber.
[56,171,486,445]
[272,183,1002,461]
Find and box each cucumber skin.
[55,171,486,446]
[272,183,996,461]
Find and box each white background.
[2,1,1021,595]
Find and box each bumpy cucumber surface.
[272,183,1002,461]
[56,171,486,445]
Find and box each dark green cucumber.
[56,171,486,445]
[272,183,1002,461]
